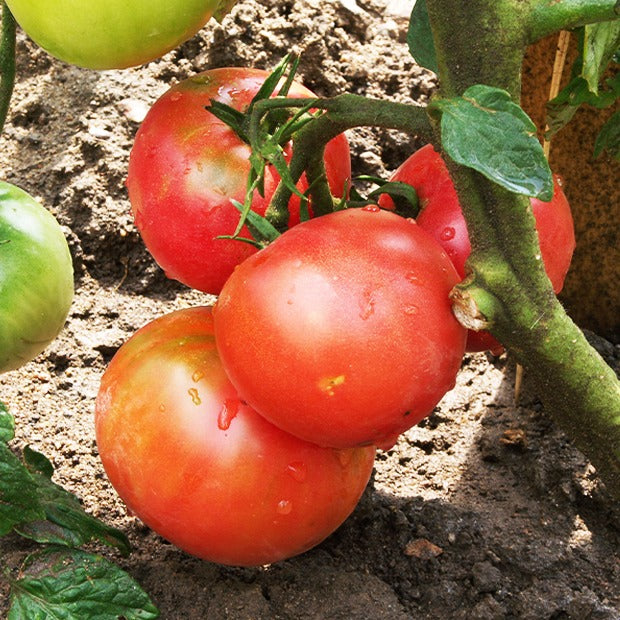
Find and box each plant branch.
[526,0,620,45]
[426,0,620,496]
[448,167,620,496]
[0,2,16,135]
[254,94,434,228]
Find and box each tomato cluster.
[95,69,575,567]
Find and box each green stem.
[526,0,620,45]
[257,94,434,228]
[0,2,16,135]
[427,0,620,497]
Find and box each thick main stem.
[426,0,620,496]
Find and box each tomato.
[126,67,351,295]
[0,182,74,373]
[213,207,467,450]
[379,145,576,352]
[5,0,225,70]
[95,306,375,567]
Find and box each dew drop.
[359,288,376,320]
[404,305,419,315]
[218,398,240,430]
[286,461,307,483]
[192,370,204,382]
[440,226,456,241]
[169,91,182,102]
[276,499,293,515]
[159,403,166,412]
[318,375,346,396]
[188,388,201,406]
[362,205,381,213]
[406,271,419,284]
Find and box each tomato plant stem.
[526,0,620,44]
[426,0,620,497]
[262,94,434,228]
[0,2,16,135]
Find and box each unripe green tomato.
[0,182,74,373]
[5,0,226,70]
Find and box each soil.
[1,1,619,618]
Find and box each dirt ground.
[1,1,619,618]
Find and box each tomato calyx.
[206,54,330,242]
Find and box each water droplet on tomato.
[404,305,418,315]
[169,91,182,102]
[276,499,293,515]
[192,370,204,382]
[318,375,346,396]
[440,226,456,241]
[159,403,166,412]
[362,205,381,213]
[286,461,308,483]
[218,398,240,430]
[359,288,376,320]
[188,388,201,406]
[406,271,419,284]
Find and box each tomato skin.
[127,68,351,295]
[213,208,466,450]
[380,145,576,352]
[0,182,73,373]
[95,307,374,567]
[5,0,222,70]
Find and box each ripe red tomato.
[127,67,351,294]
[213,207,467,450]
[95,307,374,567]
[379,145,576,352]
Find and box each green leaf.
[0,442,45,536]
[8,547,160,620]
[23,444,54,478]
[0,419,129,553]
[583,21,620,95]
[434,84,553,200]
[14,449,130,554]
[594,108,620,160]
[407,0,438,74]
[546,26,620,139]
[0,401,14,443]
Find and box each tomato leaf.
[8,547,160,620]
[433,84,553,200]
[582,21,620,95]
[0,406,129,553]
[594,108,620,160]
[407,0,438,74]
[0,401,14,443]
[15,446,130,555]
[546,26,620,139]
[0,443,45,536]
